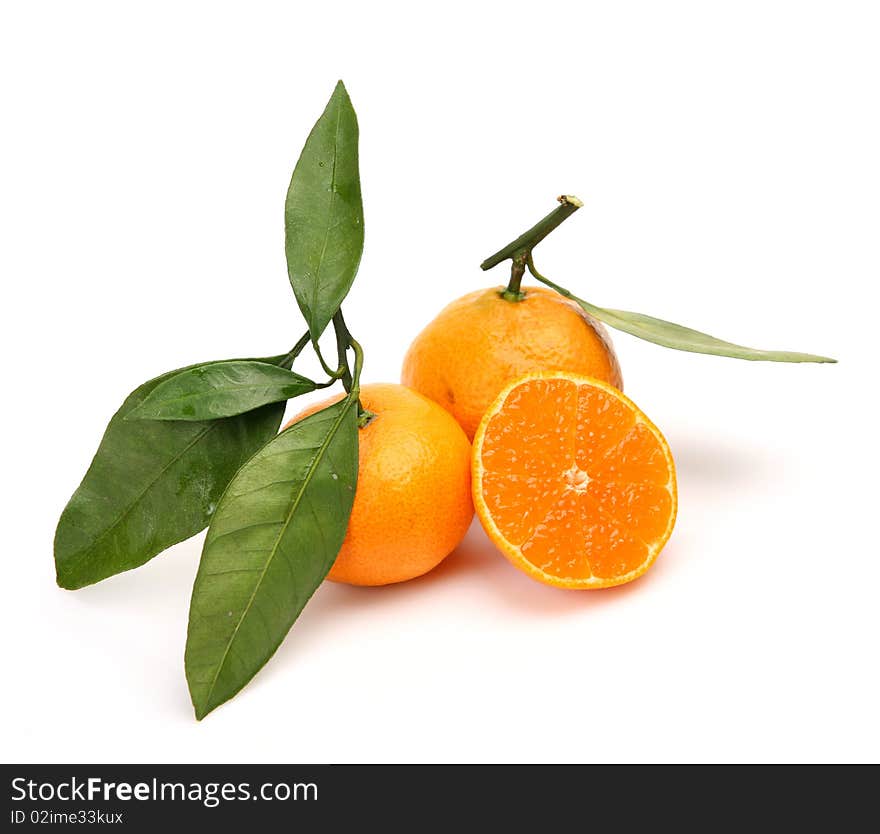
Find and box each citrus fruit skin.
[285,383,473,586]
[472,372,676,589]
[401,286,623,440]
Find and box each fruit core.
[563,463,591,493]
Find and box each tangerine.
[472,372,676,589]
[401,286,623,440]
[286,383,473,586]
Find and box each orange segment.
[586,480,674,542]
[473,372,677,589]
[480,470,567,548]
[578,499,649,580]
[480,377,578,479]
[575,384,635,467]
[519,490,594,580]
[596,422,673,486]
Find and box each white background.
[2,1,878,764]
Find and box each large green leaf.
[185,396,358,719]
[576,298,836,362]
[54,365,285,590]
[285,81,363,341]
[126,360,315,421]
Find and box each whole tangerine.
[286,383,473,586]
[401,286,623,440]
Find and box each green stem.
[502,256,527,301]
[348,336,375,426]
[330,309,373,425]
[349,336,364,392]
[312,339,348,381]
[278,331,311,369]
[481,194,583,272]
[332,311,354,392]
[313,377,341,390]
[526,254,574,298]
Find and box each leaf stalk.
[278,332,311,369]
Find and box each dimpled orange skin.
[285,383,474,586]
[401,286,624,440]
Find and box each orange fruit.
[285,383,473,586]
[401,286,623,440]
[472,372,676,589]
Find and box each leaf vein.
[309,97,342,327]
[200,396,355,710]
[63,421,218,573]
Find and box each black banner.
[1,763,872,828]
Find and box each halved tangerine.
[472,372,677,589]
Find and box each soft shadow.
[275,526,495,632]
[64,536,202,611]
[279,517,674,644]
[233,518,692,704]
[668,432,780,488]
[453,523,677,615]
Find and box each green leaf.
[54,364,285,590]
[185,396,358,719]
[575,298,837,363]
[285,80,364,341]
[126,361,316,421]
